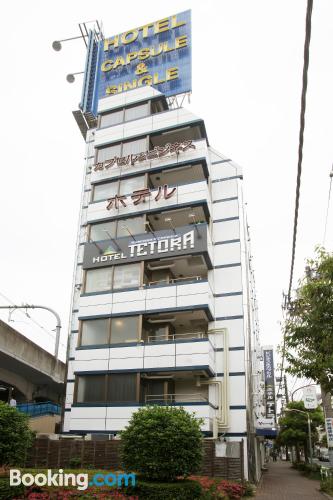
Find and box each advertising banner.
[302,386,318,409]
[83,225,208,269]
[81,11,192,116]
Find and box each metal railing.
[17,402,61,417]
[145,393,209,404]
[146,275,204,287]
[147,331,208,343]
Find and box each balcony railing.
[146,331,208,343]
[146,275,204,287]
[145,393,209,404]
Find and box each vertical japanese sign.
[325,418,333,447]
[263,348,276,420]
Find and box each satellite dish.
[66,74,75,83]
[52,41,62,51]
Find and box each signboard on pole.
[303,386,318,409]
[325,418,333,447]
[263,347,276,420]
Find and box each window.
[92,176,145,202]
[76,375,105,403]
[96,138,147,163]
[116,217,145,238]
[81,319,109,346]
[85,267,113,293]
[97,143,121,163]
[113,263,141,290]
[89,221,117,242]
[89,217,145,242]
[79,316,141,346]
[124,102,149,122]
[75,373,137,404]
[85,264,141,293]
[100,109,124,128]
[111,316,139,343]
[107,373,137,403]
[122,137,147,156]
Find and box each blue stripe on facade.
[213,197,238,204]
[230,405,246,410]
[67,379,75,383]
[214,239,240,245]
[212,175,242,183]
[214,263,241,269]
[214,346,245,352]
[216,372,246,377]
[214,292,243,297]
[213,217,240,223]
[211,159,232,165]
[216,315,244,321]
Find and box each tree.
[283,249,333,392]
[277,401,324,462]
[121,406,203,481]
[0,402,35,466]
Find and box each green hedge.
[125,479,202,499]
[0,477,25,500]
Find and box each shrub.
[121,406,203,481]
[68,457,82,468]
[125,479,202,499]
[190,476,249,499]
[0,477,25,499]
[0,402,35,466]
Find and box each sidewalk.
[256,460,324,499]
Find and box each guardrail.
[146,275,204,287]
[145,393,209,404]
[17,402,61,417]
[147,331,208,343]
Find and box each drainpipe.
[197,328,229,438]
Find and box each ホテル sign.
[81,11,192,116]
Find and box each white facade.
[64,86,267,480]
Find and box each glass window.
[120,176,145,194]
[107,373,137,403]
[85,268,113,293]
[124,103,149,122]
[76,375,105,403]
[97,143,121,163]
[100,109,124,128]
[116,217,145,237]
[93,181,119,202]
[122,138,147,156]
[81,319,110,346]
[90,221,116,242]
[111,316,139,344]
[113,263,141,290]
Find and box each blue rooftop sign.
[80,10,192,116]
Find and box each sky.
[0,0,332,376]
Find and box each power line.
[323,165,333,247]
[288,0,313,300]
[278,0,314,398]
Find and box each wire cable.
[323,166,333,247]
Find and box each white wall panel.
[215,295,243,318]
[212,179,238,200]
[214,267,242,294]
[214,243,241,266]
[73,359,109,372]
[75,348,110,361]
[228,350,246,373]
[71,407,107,419]
[213,319,245,348]
[227,409,247,433]
[109,345,143,359]
[213,220,240,241]
[108,357,143,370]
[143,355,174,369]
[70,419,106,431]
[213,199,239,220]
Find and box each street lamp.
[291,383,317,401]
[285,408,313,464]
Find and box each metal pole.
[0,304,61,359]
[307,413,313,465]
